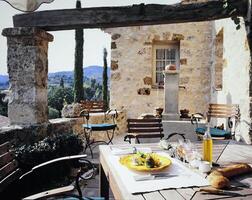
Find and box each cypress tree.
[60,77,64,88]
[102,48,109,110]
[74,0,84,103]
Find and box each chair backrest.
[0,141,21,192]
[207,104,240,122]
[127,118,163,134]
[80,100,106,113]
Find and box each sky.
[0,0,180,74]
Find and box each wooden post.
[13,0,248,31]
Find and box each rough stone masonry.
[2,27,53,126]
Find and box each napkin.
[111,147,152,155]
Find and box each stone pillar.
[162,69,180,120]
[2,27,53,126]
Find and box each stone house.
[105,17,251,143]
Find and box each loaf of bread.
[207,163,252,189]
[207,171,230,189]
[216,163,252,178]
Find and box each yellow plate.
[119,154,172,172]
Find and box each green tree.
[48,86,74,115]
[102,48,109,110]
[48,87,65,114]
[74,0,84,103]
[60,77,64,88]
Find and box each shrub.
[16,134,84,171]
[15,134,84,198]
[48,106,60,119]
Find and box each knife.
[199,188,243,197]
[134,173,179,181]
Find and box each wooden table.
[99,141,252,200]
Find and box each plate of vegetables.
[119,152,172,171]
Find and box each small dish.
[199,161,212,173]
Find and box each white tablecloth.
[109,152,209,194]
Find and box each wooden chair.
[0,141,22,193]
[191,104,240,139]
[124,118,164,144]
[124,118,186,144]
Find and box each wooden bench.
[0,141,22,193]
[124,118,164,144]
[80,100,106,113]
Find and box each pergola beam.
[13,0,248,31]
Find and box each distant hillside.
[0,65,110,89]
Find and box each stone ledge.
[0,110,127,146]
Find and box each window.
[153,43,180,87]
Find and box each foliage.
[15,133,84,171]
[48,86,74,115]
[84,78,102,100]
[48,79,104,115]
[103,48,109,110]
[0,91,7,116]
[48,106,60,119]
[74,0,84,102]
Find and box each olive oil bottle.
[203,123,213,163]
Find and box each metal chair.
[191,104,240,140]
[20,155,104,200]
[80,105,117,158]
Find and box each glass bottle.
[203,123,213,163]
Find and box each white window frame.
[152,43,180,87]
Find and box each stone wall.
[0,110,127,147]
[105,22,213,118]
[211,18,251,143]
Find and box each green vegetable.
[145,155,155,168]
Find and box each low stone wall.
[0,110,127,146]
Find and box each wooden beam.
[13,0,248,31]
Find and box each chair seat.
[83,123,116,131]
[196,127,231,138]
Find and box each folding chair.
[80,101,117,158]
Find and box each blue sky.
[0,0,180,74]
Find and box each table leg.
[99,163,109,200]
